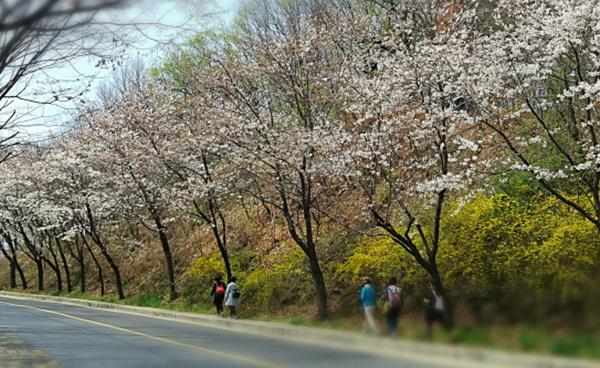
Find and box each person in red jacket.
[210,275,226,317]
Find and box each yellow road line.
[0,300,285,368]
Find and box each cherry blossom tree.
[329,0,494,325]
[42,129,129,299]
[464,0,600,233]
[153,107,238,283]
[0,149,58,291]
[81,91,185,301]
[174,0,360,320]
[0,227,27,289]
[155,36,260,283]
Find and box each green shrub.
[548,332,600,358]
[517,327,545,352]
[550,335,583,356]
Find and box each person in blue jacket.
[359,276,379,334]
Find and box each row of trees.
[1,0,599,323]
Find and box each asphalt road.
[0,296,447,368]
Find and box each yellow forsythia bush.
[180,253,228,304]
[243,246,312,312]
[441,194,600,312]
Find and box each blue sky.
[11,0,240,141]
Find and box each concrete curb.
[0,291,598,368]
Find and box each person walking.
[424,282,446,337]
[210,275,226,317]
[382,276,402,336]
[359,276,379,334]
[224,276,241,319]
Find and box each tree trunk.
[68,236,86,293]
[210,215,232,282]
[9,257,16,288]
[77,245,86,294]
[0,246,16,288]
[46,242,63,292]
[216,240,233,283]
[376,219,455,329]
[153,213,177,301]
[430,264,454,329]
[372,182,454,329]
[275,171,328,320]
[16,261,27,289]
[214,211,232,282]
[84,204,123,299]
[305,246,328,320]
[44,256,62,292]
[56,237,72,292]
[35,259,44,291]
[193,199,232,282]
[80,257,86,293]
[83,236,105,297]
[99,246,122,299]
[9,243,27,289]
[429,188,453,328]
[2,230,27,289]
[13,224,34,290]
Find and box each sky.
[11,0,240,142]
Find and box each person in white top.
[424,282,446,337]
[224,276,241,318]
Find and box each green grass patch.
[123,293,163,308]
[517,326,545,352]
[549,332,600,359]
[447,327,492,346]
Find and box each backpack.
[388,286,402,309]
[215,283,225,296]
